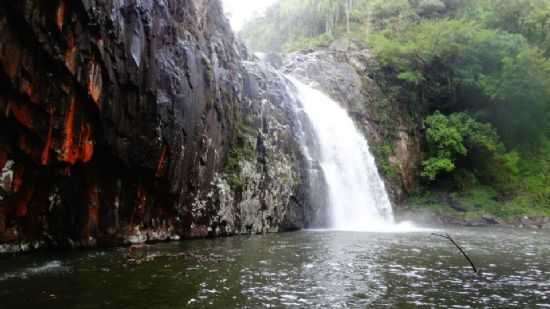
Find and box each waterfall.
[287,76,396,231]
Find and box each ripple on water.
[0,260,69,282]
[0,228,549,308]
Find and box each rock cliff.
[0,0,424,254]
[0,0,309,253]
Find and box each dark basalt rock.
[0,0,311,253]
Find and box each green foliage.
[421,111,464,180]
[372,142,399,179]
[371,16,550,147]
[515,139,550,206]
[240,0,462,52]
[422,158,455,181]
[500,152,520,176]
[369,4,550,210]
[450,113,503,153]
[240,0,550,218]
[422,111,503,180]
[240,0,359,52]
[370,0,411,19]
[410,185,550,220]
[414,140,550,219]
[368,0,414,31]
[464,0,550,55]
[372,19,524,104]
[425,112,467,157]
[452,169,479,191]
[481,46,550,144]
[224,121,257,191]
[416,0,447,16]
[283,33,333,52]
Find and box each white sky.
[222,0,278,31]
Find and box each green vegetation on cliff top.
[241,0,550,219]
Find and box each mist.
[221,0,277,31]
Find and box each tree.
[422,112,503,181]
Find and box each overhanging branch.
[432,232,478,274]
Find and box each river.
[1,227,549,308]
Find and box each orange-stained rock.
[61,81,71,95]
[0,0,274,251]
[79,122,94,163]
[132,186,147,224]
[155,145,167,177]
[56,0,66,31]
[87,60,102,105]
[58,98,94,164]
[136,186,146,211]
[60,98,75,163]
[21,79,33,99]
[65,33,77,74]
[88,205,98,234]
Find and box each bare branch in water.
[432,233,478,274]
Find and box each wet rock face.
[185,60,319,236]
[284,40,423,204]
[0,0,307,252]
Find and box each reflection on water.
[0,227,549,308]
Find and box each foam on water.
[0,260,67,281]
[306,221,435,234]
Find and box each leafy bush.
[422,111,503,180]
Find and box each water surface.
[1,227,549,308]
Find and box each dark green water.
[0,227,549,308]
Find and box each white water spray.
[288,76,420,232]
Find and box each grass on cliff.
[223,120,257,191]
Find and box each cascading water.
[287,76,398,231]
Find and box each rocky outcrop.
[187,61,310,236]
[0,0,309,253]
[283,39,423,205]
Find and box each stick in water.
[432,233,478,273]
